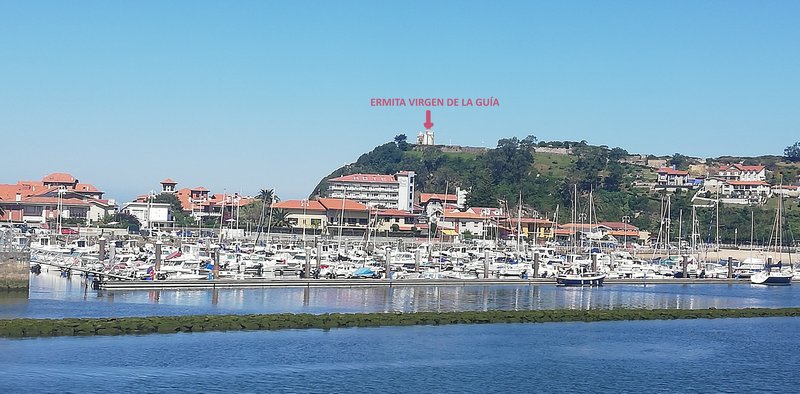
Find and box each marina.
[5,268,800,320]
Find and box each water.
[2,317,799,393]
[3,271,800,319]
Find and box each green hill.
[312,135,800,244]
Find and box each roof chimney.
[15,193,21,202]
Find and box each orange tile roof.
[329,174,398,184]
[608,230,640,237]
[442,210,485,220]
[598,221,639,231]
[272,200,326,211]
[161,178,177,184]
[22,196,90,206]
[316,198,370,211]
[720,164,765,172]
[43,172,77,183]
[420,193,458,204]
[75,183,101,193]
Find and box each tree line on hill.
[311,136,800,245]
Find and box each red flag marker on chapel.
[423,110,434,129]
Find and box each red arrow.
[423,110,434,129]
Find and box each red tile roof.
[420,193,458,204]
[316,198,370,212]
[191,186,209,192]
[21,196,90,206]
[329,174,398,183]
[598,221,639,231]
[42,172,77,183]
[720,164,765,172]
[161,178,177,184]
[441,210,485,220]
[608,230,640,237]
[75,183,101,193]
[271,200,326,211]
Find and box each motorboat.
[556,271,606,286]
[750,262,792,285]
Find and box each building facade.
[325,172,415,211]
[0,173,115,226]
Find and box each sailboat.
[751,188,792,285]
[556,185,606,286]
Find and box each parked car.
[61,228,79,235]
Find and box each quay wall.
[0,251,30,292]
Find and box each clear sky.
[1,1,798,202]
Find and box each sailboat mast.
[678,209,683,254]
[516,191,522,254]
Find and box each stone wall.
[0,251,29,292]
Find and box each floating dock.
[100,277,745,290]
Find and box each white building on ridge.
[325,171,416,211]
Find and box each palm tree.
[257,188,278,205]
[255,188,280,243]
[270,209,292,228]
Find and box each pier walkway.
[101,277,745,290]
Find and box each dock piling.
[483,249,489,279]
[682,255,688,278]
[155,240,162,280]
[727,255,733,278]
[304,247,311,279]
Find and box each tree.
[485,137,535,185]
[102,212,140,231]
[394,134,409,151]
[390,223,400,232]
[785,142,800,162]
[270,209,291,228]
[668,153,691,170]
[257,188,278,205]
[609,147,629,161]
[153,192,193,226]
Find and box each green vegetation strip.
[2,308,799,338]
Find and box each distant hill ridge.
[311,137,799,240]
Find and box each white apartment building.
[121,202,173,229]
[717,164,767,182]
[325,171,415,211]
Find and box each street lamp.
[622,215,631,249]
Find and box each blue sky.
[1,1,798,202]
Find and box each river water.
[2,271,800,319]
[2,271,800,392]
[1,318,799,393]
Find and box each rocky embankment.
[2,308,799,338]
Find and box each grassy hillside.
[311,137,800,244]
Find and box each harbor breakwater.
[0,251,29,292]
[2,307,799,338]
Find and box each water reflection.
[5,271,800,319]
